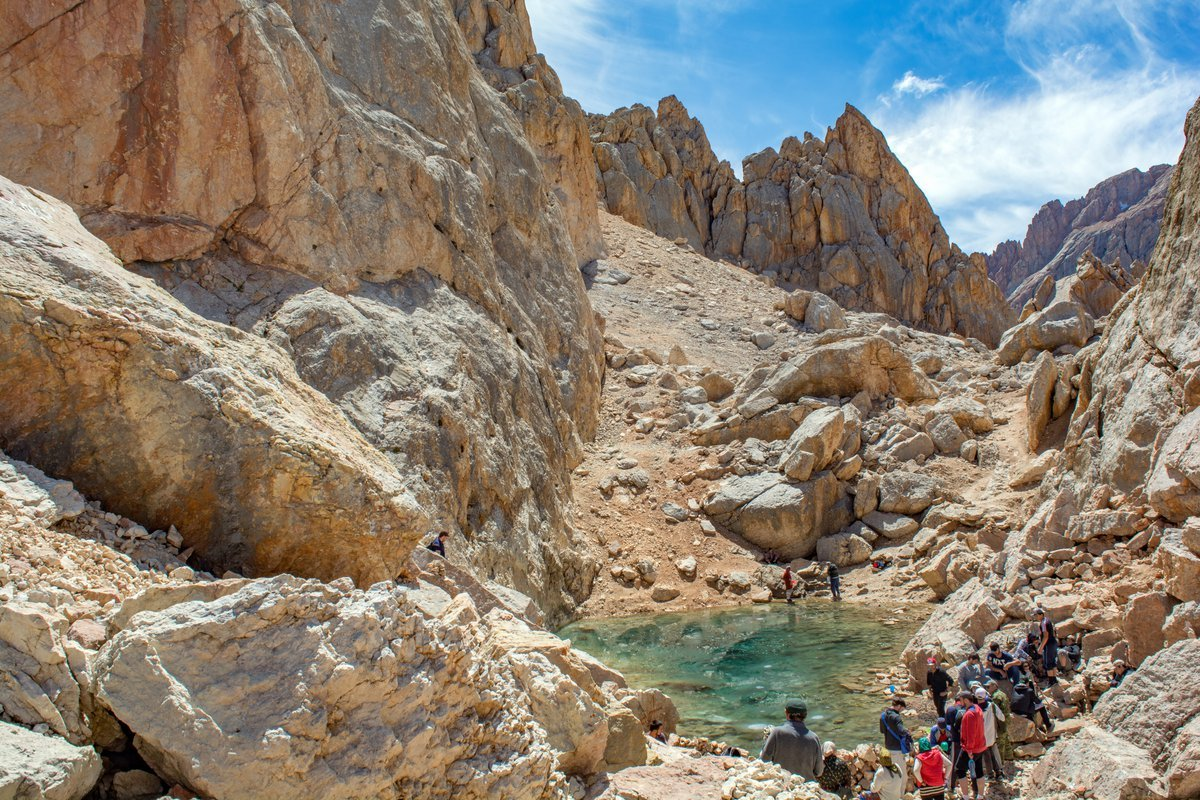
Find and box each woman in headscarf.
[870,748,906,800]
[913,737,951,800]
[816,741,852,797]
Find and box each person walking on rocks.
[761,699,824,781]
[926,658,954,718]
[783,566,796,604]
[879,698,912,781]
[827,562,842,601]
[955,691,988,800]
[1034,608,1059,688]
[425,531,450,557]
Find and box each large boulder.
[1028,640,1200,800]
[747,336,938,406]
[0,721,101,800]
[1026,351,1058,451]
[1147,408,1200,522]
[815,531,873,568]
[901,579,1005,684]
[704,472,850,559]
[0,176,425,586]
[779,407,845,481]
[1158,528,1200,602]
[803,292,848,332]
[93,576,649,799]
[996,301,1095,365]
[877,471,942,515]
[0,602,87,744]
[1123,592,1171,667]
[0,0,606,623]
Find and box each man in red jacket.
[954,691,988,800]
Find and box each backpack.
[881,711,913,755]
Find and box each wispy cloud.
[892,71,947,97]
[873,0,1200,252]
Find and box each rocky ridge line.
[590,96,1015,345]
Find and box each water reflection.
[559,602,916,751]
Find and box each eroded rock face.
[989,165,1171,306]
[93,576,653,799]
[591,99,1014,344]
[0,720,101,800]
[1027,639,1200,800]
[0,176,424,585]
[0,0,605,621]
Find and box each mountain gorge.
[1,1,1198,799]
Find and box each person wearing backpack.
[914,736,951,799]
[956,691,988,800]
[879,698,912,780]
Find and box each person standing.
[761,699,824,781]
[879,698,911,780]
[827,562,841,601]
[1034,608,1059,688]
[914,737,952,800]
[782,566,796,604]
[942,695,964,796]
[926,658,954,718]
[976,687,1004,781]
[956,692,988,800]
[988,678,1014,763]
[425,531,449,557]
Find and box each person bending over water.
[761,699,824,781]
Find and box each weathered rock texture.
[93,575,657,800]
[1027,639,1200,799]
[591,98,1014,344]
[0,720,101,800]
[0,0,606,621]
[0,176,424,585]
[989,164,1171,307]
[1065,98,1200,512]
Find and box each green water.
[559,602,918,753]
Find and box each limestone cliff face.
[1065,98,1200,518]
[591,99,1014,345]
[988,165,1171,307]
[0,0,604,621]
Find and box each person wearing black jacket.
[926,658,955,718]
[880,698,911,780]
[1011,679,1053,732]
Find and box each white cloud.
[872,2,1200,253]
[892,70,947,97]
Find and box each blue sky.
[525,0,1200,253]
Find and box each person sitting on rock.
[956,653,985,688]
[647,719,668,744]
[985,641,1021,686]
[761,699,824,781]
[1058,634,1083,674]
[817,741,853,797]
[425,531,450,557]
[870,749,906,800]
[1109,659,1134,688]
[1015,633,1041,681]
[1011,678,1053,733]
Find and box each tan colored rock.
[1123,592,1170,666]
[901,579,1005,685]
[877,471,942,515]
[779,407,845,481]
[1028,726,1163,799]
[997,301,1095,365]
[1026,351,1058,451]
[703,472,850,559]
[0,176,425,586]
[592,100,1013,343]
[93,575,649,799]
[815,531,873,568]
[1147,408,1200,522]
[698,372,735,402]
[745,336,937,412]
[925,413,967,454]
[0,721,101,800]
[0,602,87,744]
[0,0,606,622]
[1158,528,1200,602]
